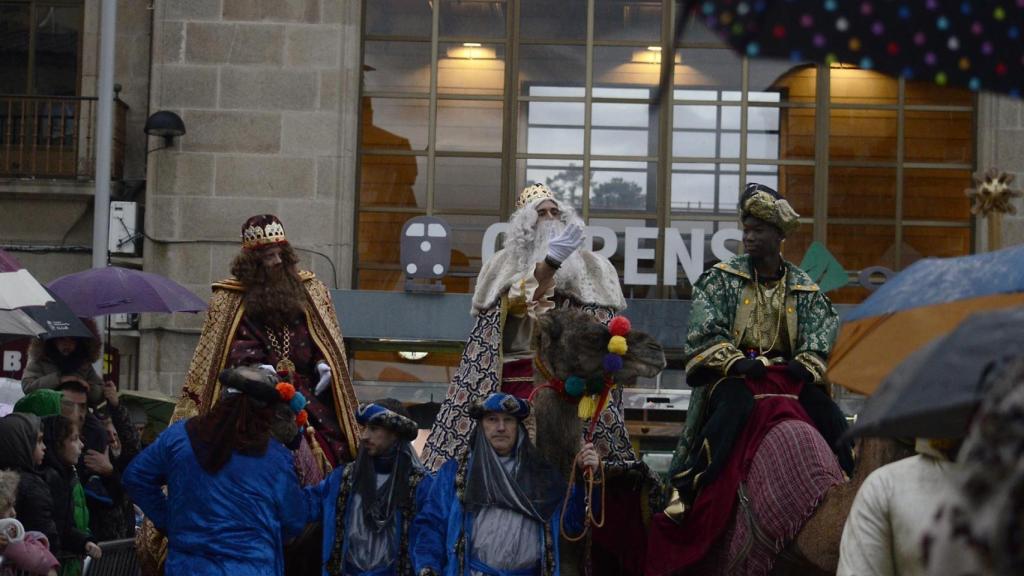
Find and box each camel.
[529,307,667,477]
[529,308,666,576]
[528,308,915,576]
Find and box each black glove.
[786,359,815,384]
[728,358,767,379]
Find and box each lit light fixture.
[398,351,429,361]
[445,42,496,60]
[631,46,681,65]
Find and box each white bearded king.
[420,184,631,471]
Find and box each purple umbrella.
[48,266,207,317]
[0,248,23,273]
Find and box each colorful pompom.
[586,376,605,395]
[603,353,624,373]
[608,335,628,356]
[276,382,296,401]
[295,409,308,426]
[289,393,307,413]
[608,316,632,337]
[577,395,598,420]
[564,375,586,397]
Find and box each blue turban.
[467,392,531,420]
[356,402,419,442]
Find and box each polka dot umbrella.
[665,0,1023,98]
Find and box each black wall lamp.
[144,111,186,152]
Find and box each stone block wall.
[977,94,1024,250]
[139,0,360,395]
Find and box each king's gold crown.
[516,183,555,209]
[242,220,287,249]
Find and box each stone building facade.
[2,1,1024,397]
[138,0,360,393]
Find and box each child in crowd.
[39,416,100,576]
[0,469,60,576]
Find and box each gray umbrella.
[844,306,1024,441]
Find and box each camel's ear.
[620,330,667,379]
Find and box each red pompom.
[276,382,296,401]
[609,316,632,337]
[295,409,308,426]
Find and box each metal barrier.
[82,538,139,576]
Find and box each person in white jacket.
[837,439,962,576]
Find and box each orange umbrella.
[829,293,1024,395]
[827,244,1024,396]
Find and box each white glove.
[545,223,585,265]
[315,362,332,396]
[257,364,277,376]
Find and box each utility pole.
[92,0,117,376]
[92,0,116,271]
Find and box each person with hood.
[21,320,105,407]
[0,469,61,576]
[413,392,600,576]
[14,388,110,532]
[305,399,432,576]
[39,415,100,576]
[123,366,312,576]
[0,414,59,564]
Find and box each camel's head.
[533,308,666,385]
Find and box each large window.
[356,0,976,304]
[0,1,82,96]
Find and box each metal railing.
[0,94,128,180]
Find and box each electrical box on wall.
[109,201,139,255]
[109,313,138,330]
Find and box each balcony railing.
[0,95,128,181]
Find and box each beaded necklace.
[750,265,787,357]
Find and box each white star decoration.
[965,168,1023,218]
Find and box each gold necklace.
[265,327,296,374]
[752,267,786,356]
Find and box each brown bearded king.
[137,214,359,576]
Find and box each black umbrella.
[844,306,1024,441]
[667,1,1023,99]
[22,288,93,340]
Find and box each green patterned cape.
[668,254,839,478]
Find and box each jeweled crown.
[516,183,555,210]
[241,215,288,250]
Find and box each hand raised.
[546,223,585,265]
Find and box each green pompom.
[564,375,586,397]
[587,376,605,395]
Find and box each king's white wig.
[506,196,585,273]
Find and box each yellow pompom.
[607,335,628,356]
[578,395,597,419]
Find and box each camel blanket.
[706,419,844,575]
[646,368,843,576]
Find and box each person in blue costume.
[305,399,433,576]
[413,392,601,576]
[122,366,312,576]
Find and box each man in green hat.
[667,183,853,517]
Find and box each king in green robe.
[666,183,853,515]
